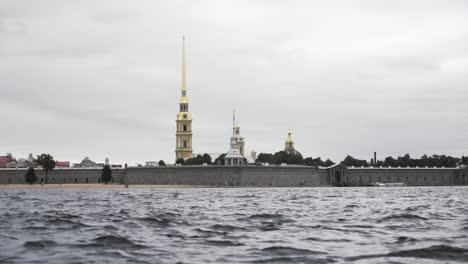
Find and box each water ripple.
[0,186,467,263]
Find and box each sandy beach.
[0,184,211,189]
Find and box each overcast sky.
[1,1,467,165]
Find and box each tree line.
[341,154,468,168]
[255,151,335,167]
[255,152,468,168]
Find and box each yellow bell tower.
[175,34,193,161]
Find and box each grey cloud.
[1,0,468,164]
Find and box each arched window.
[183,125,187,132]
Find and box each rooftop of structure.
[225,148,243,158]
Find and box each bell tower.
[175,34,193,161]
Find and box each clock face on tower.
[183,114,187,120]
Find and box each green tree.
[273,151,287,164]
[303,157,314,166]
[202,153,212,164]
[101,164,112,184]
[286,153,303,164]
[158,160,166,166]
[214,154,226,165]
[323,159,335,167]
[341,155,368,167]
[36,154,56,184]
[383,156,397,167]
[195,154,205,165]
[176,158,185,165]
[256,153,274,164]
[313,157,323,166]
[461,156,468,165]
[24,167,37,184]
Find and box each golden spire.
[181,34,187,94]
[232,109,236,136]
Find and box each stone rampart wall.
[345,168,467,186]
[1,166,466,186]
[0,166,326,187]
[124,166,327,187]
[0,168,126,184]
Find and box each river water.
[0,186,467,263]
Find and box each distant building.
[145,161,159,167]
[82,157,97,167]
[0,153,13,168]
[284,129,302,156]
[224,110,244,166]
[28,153,34,163]
[12,159,29,168]
[231,110,245,156]
[73,157,99,168]
[251,151,257,161]
[55,161,70,168]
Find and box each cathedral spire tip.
[181,34,187,93]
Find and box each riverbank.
[0,184,211,189]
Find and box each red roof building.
[55,161,70,168]
[0,155,13,168]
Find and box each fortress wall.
[0,166,327,186]
[1,166,466,186]
[239,166,327,187]
[125,166,240,185]
[0,168,126,184]
[346,168,467,186]
[124,166,327,187]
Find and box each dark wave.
[379,214,428,222]
[394,236,419,244]
[405,204,430,212]
[205,239,244,247]
[259,222,280,231]
[238,194,260,198]
[305,237,352,243]
[211,224,246,232]
[252,256,335,263]
[90,235,146,249]
[194,228,227,236]
[345,245,468,262]
[248,213,284,220]
[23,240,56,249]
[138,216,170,226]
[261,246,325,255]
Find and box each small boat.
[374,182,405,187]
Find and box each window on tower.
[183,141,188,148]
[183,125,187,132]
